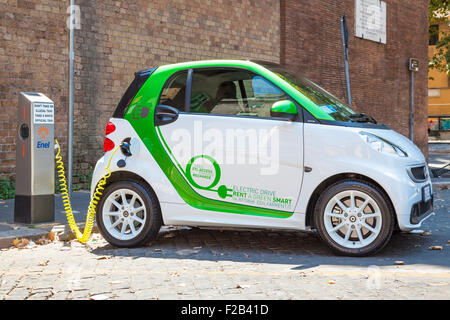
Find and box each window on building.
[189,68,289,118]
[428,117,440,132]
[429,24,439,45]
[440,117,450,131]
[159,71,188,112]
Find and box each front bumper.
[394,165,435,231]
[409,195,434,225]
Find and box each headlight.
[359,132,408,157]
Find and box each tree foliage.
[429,0,450,74]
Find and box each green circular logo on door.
[185,155,221,190]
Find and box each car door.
[155,67,304,218]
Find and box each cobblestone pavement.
[0,189,449,300]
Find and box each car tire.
[314,180,395,256]
[96,180,162,247]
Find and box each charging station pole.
[14,93,55,224]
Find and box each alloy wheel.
[102,188,147,241]
[323,190,382,249]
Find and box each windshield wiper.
[349,113,377,124]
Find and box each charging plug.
[120,141,132,157]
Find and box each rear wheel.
[314,180,394,256]
[96,181,162,247]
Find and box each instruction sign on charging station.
[33,103,54,124]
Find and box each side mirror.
[270,100,298,120]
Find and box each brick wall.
[0,0,280,185]
[73,0,280,185]
[281,0,429,156]
[0,0,69,176]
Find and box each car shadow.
[91,189,449,270]
[90,222,450,270]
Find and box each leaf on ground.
[12,238,30,249]
[420,231,432,236]
[38,260,49,266]
[96,256,112,260]
[439,185,448,190]
[47,231,56,241]
[328,280,335,284]
[429,246,443,250]
[12,238,20,247]
[395,261,405,265]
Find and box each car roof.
[153,59,272,72]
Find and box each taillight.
[103,137,115,152]
[105,121,116,135]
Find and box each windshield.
[263,64,357,122]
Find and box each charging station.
[14,92,55,224]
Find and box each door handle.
[154,105,179,126]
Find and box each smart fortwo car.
[92,60,434,256]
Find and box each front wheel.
[314,180,395,256]
[96,181,162,247]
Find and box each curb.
[0,222,99,250]
[0,226,54,249]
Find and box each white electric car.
[92,60,434,256]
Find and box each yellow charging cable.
[55,139,120,243]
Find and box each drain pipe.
[341,15,352,107]
[408,58,419,141]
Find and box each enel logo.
[36,125,50,149]
[37,141,50,149]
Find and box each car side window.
[159,71,188,112]
[189,68,290,118]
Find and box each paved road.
[0,189,449,300]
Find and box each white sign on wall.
[355,0,386,44]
